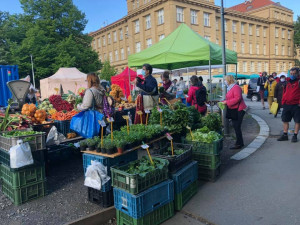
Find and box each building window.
[103,36,106,46]
[216,18,219,30]
[133,0,135,9]
[258,62,262,72]
[216,38,219,45]
[263,44,266,55]
[243,62,247,72]
[281,45,285,55]
[224,19,228,31]
[276,62,280,71]
[158,9,164,25]
[93,40,96,49]
[256,44,260,55]
[225,40,229,49]
[251,61,255,72]
[176,7,184,22]
[233,41,237,51]
[289,62,292,69]
[109,52,113,62]
[263,27,267,37]
[275,27,279,38]
[104,53,107,60]
[159,34,165,41]
[283,62,287,71]
[113,31,117,42]
[126,26,129,36]
[241,23,245,34]
[265,62,269,72]
[98,38,101,48]
[204,36,210,41]
[191,10,198,25]
[275,44,278,55]
[288,46,291,56]
[232,21,237,33]
[120,29,123,40]
[136,0,139,7]
[241,42,245,53]
[134,20,140,33]
[108,33,111,44]
[282,29,285,39]
[121,48,124,60]
[256,26,260,36]
[274,11,279,19]
[204,13,210,27]
[249,24,253,35]
[249,43,253,54]
[146,38,152,48]
[145,14,151,29]
[135,42,141,53]
[115,50,118,61]
[288,30,291,39]
[127,46,130,56]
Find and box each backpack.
[195,85,207,106]
[102,94,115,118]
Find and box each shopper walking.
[277,67,300,143]
[257,72,267,109]
[274,75,287,117]
[223,75,247,149]
[186,76,207,115]
[264,75,277,114]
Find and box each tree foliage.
[0,0,102,82]
[100,60,117,81]
[294,16,300,46]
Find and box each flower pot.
[107,147,115,155]
[117,147,123,154]
[101,148,107,154]
[80,146,86,151]
[87,145,95,151]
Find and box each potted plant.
[116,140,125,154]
[86,138,96,151]
[79,140,87,151]
[96,142,101,153]
[105,140,115,155]
[101,140,107,154]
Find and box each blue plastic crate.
[171,161,198,194]
[83,150,138,176]
[113,179,174,219]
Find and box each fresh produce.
[48,108,57,115]
[218,102,225,110]
[109,84,125,103]
[187,106,202,129]
[162,148,185,156]
[38,100,54,113]
[115,102,136,109]
[126,156,167,177]
[21,104,36,117]
[34,109,47,123]
[2,130,42,137]
[51,110,78,121]
[49,95,73,112]
[201,113,222,132]
[67,132,76,139]
[186,127,221,143]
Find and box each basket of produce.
[50,110,78,136]
[111,156,169,195]
[153,143,193,173]
[0,129,46,152]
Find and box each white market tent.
[40,67,87,99]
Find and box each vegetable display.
[50,110,78,121]
[38,99,54,113]
[109,84,125,103]
[49,95,73,112]
[162,148,185,156]
[201,113,222,132]
[2,130,42,137]
[186,126,221,143]
[21,104,36,117]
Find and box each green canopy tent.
[128,23,238,100]
[214,72,250,79]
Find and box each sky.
[0,0,298,34]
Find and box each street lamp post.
[30,54,36,88]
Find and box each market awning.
[213,72,250,79]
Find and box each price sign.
[141,143,153,165]
[166,133,173,140]
[99,120,106,127]
[145,109,150,114]
[157,107,163,113]
[122,115,129,120]
[137,111,143,115]
[141,144,150,149]
[107,117,114,122]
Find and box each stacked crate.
[82,150,138,208]
[186,138,223,182]
[111,157,174,225]
[0,148,47,205]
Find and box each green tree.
[294,16,300,46]
[0,11,11,64]
[1,0,101,81]
[100,60,117,81]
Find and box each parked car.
[247,78,267,102]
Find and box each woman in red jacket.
[223,75,247,149]
[186,76,207,115]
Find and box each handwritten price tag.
[145,109,150,114]
[99,120,106,127]
[141,144,150,149]
[166,133,173,140]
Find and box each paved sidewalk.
[164,98,300,225]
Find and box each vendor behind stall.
[77,73,106,111]
[25,85,37,104]
[160,71,176,104]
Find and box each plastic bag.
[270,102,278,115]
[70,110,104,138]
[10,140,34,169]
[46,126,66,146]
[84,161,110,190]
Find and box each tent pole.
[235,64,238,81]
[209,60,213,113]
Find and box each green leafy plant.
[79,140,87,147]
[201,113,222,132]
[86,138,97,147]
[126,157,167,177]
[186,129,221,143]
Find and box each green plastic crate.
[193,153,220,169]
[198,166,220,182]
[174,180,198,211]
[111,157,169,195]
[0,163,45,188]
[184,138,223,155]
[116,201,174,225]
[1,180,46,206]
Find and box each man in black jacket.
[257,71,267,109]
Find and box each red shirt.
[225,85,247,111]
[281,79,300,105]
[187,86,207,113]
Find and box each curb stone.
[231,113,269,160]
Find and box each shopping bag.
[256,86,260,92]
[270,102,279,115]
[70,110,104,138]
[10,140,34,169]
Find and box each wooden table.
[82,135,167,158]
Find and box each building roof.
[228,0,279,13]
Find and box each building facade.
[90,0,294,75]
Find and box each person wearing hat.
[274,74,287,117]
[264,75,277,114]
[257,72,267,109]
